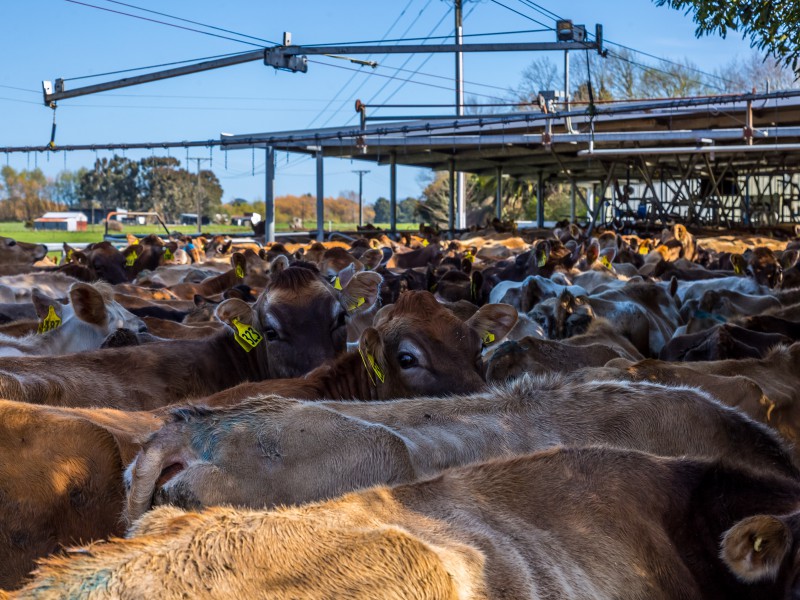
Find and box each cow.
[660,323,791,361]
[0,400,163,589]
[123,374,796,522]
[200,291,518,405]
[13,447,800,600]
[486,319,644,381]
[488,274,588,312]
[0,283,145,357]
[0,236,47,266]
[0,263,381,409]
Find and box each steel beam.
[390,152,397,235]
[265,146,275,243]
[316,150,324,242]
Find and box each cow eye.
[264,328,279,341]
[397,352,418,369]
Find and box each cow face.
[358,291,517,398]
[72,242,128,284]
[747,247,783,289]
[216,263,382,378]
[529,290,594,340]
[0,236,47,265]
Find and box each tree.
[0,166,60,222]
[373,197,391,223]
[654,0,800,70]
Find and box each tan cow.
[125,374,796,522]
[0,283,145,357]
[11,447,800,599]
[0,400,163,589]
[0,263,381,409]
[201,290,517,405]
[0,236,47,266]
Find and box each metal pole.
[316,150,324,242]
[570,177,576,222]
[265,146,275,243]
[188,157,211,233]
[537,171,545,228]
[390,153,397,234]
[449,160,456,237]
[495,165,503,220]
[455,0,466,230]
[352,169,370,227]
[564,50,570,112]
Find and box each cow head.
[215,261,382,378]
[0,236,47,265]
[529,290,594,340]
[358,291,517,398]
[72,242,128,284]
[745,247,783,288]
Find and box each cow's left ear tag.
[37,305,62,334]
[600,255,612,269]
[231,317,262,352]
[333,276,343,290]
[235,264,245,279]
[482,331,495,346]
[125,253,137,267]
[164,249,174,261]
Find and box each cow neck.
[310,351,380,401]
[198,269,238,296]
[205,328,270,385]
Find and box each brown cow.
[124,374,796,522]
[13,447,800,599]
[201,291,517,405]
[0,263,381,409]
[0,236,47,266]
[0,400,163,589]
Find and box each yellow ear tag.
[600,255,612,269]
[130,238,139,245]
[164,249,174,261]
[65,249,73,261]
[37,305,62,334]
[482,331,495,345]
[235,264,245,279]
[348,297,366,312]
[537,253,547,268]
[359,347,385,384]
[231,317,262,352]
[465,252,475,263]
[639,245,649,255]
[422,239,429,247]
[125,253,137,267]
[333,277,343,290]
[733,262,743,275]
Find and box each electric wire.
[98,0,278,46]
[306,27,550,46]
[63,0,268,48]
[487,0,553,30]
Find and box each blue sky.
[1,0,758,207]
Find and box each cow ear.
[215,298,257,330]
[69,282,108,326]
[270,255,289,276]
[598,246,616,269]
[780,249,799,269]
[32,288,63,321]
[360,248,383,271]
[335,263,357,290]
[730,253,747,275]
[340,271,382,315]
[721,515,791,583]
[470,270,483,305]
[532,240,550,268]
[230,252,247,280]
[358,327,385,382]
[585,239,600,265]
[466,303,518,348]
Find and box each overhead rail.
[41,27,604,105]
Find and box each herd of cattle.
[2,223,800,597]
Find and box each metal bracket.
[264,50,308,73]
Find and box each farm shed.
[33,211,88,231]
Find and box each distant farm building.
[34,212,88,231]
[230,212,261,227]
[180,213,210,226]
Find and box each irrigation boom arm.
[41,26,603,106]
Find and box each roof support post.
[496,165,503,220]
[390,152,397,235]
[265,146,275,243]
[449,159,456,238]
[536,171,545,229]
[316,150,324,242]
[570,177,576,222]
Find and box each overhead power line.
[307,27,550,47]
[99,0,278,45]
[487,0,553,30]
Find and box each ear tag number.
[235,264,245,279]
[333,277,343,290]
[347,297,366,312]
[482,331,496,346]
[125,253,137,267]
[37,305,62,334]
[600,255,612,269]
[359,348,385,384]
[164,249,174,261]
[231,317,262,352]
